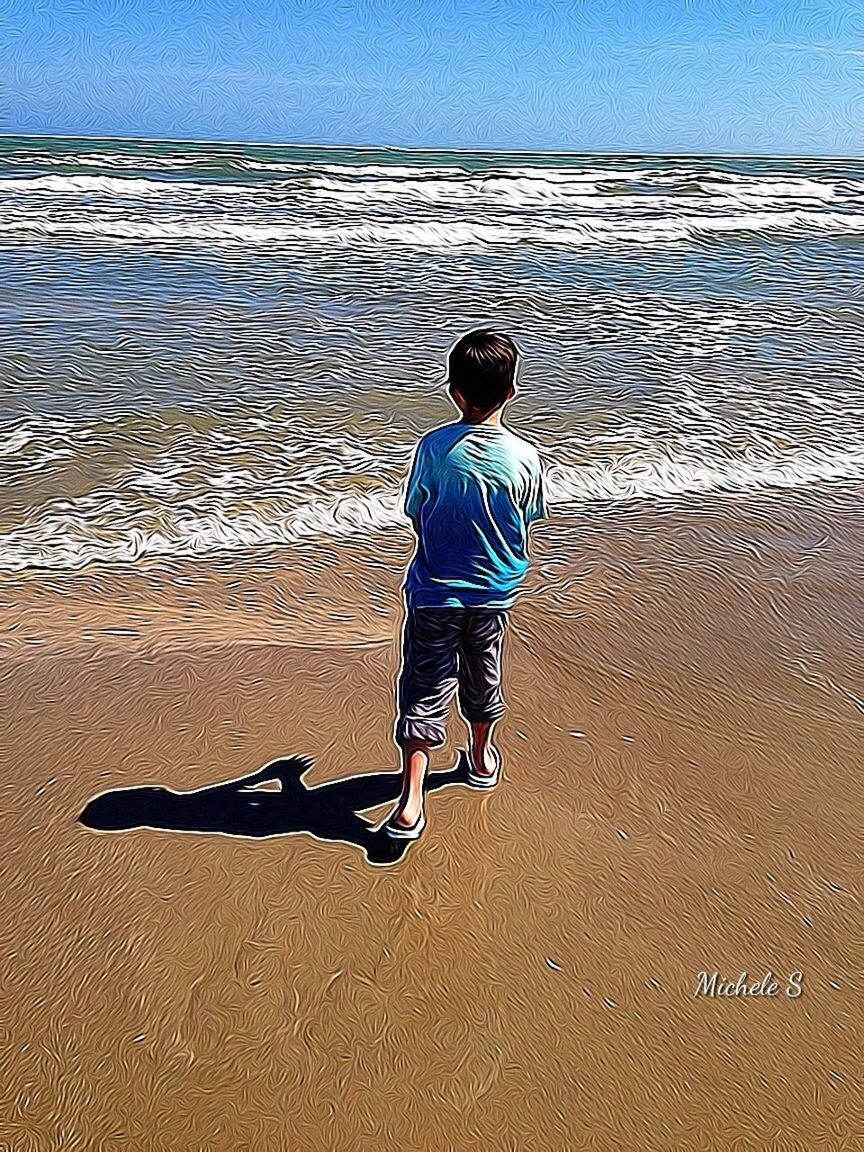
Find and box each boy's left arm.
[404,440,427,527]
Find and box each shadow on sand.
[79,754,470,865]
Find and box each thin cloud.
[628,41,864,58]
[752,43,864,58]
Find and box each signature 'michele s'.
[694,971,804,999]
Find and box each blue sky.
[3,0,864,154]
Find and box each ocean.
[1,134,863,574]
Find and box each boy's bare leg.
[469,719,499,777]
[391,740,430,827]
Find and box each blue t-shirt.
[403,421,546,609]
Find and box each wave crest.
[1,438,862,572]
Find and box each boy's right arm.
[404,439,427,524]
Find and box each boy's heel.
[467,745,502,789]
[383,809,427,840]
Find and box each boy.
[384,329,546,840]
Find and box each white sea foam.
[1,161,863,251]
[545,441,864,504]
[0,172,254,198]
[3,197,864,250]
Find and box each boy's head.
[447,329,519,419]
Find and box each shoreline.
[1,480,861,652]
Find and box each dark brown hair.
[447,329,519,414]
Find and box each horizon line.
[0,131,860,162]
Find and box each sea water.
[1,135,863,573]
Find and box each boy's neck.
[460,406,505,427]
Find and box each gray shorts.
[395,607,508,747]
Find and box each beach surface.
[2,485,862,1151]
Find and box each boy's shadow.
[79,754,469,865]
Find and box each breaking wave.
[2,159,864,251]
[1,431,862,572]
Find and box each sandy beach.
[1,484,862,1150]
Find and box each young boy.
[384,329,546,840]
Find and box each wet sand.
[1,487,863,1151]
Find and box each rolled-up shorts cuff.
[395,718,448,747]
[459,703,506,724]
